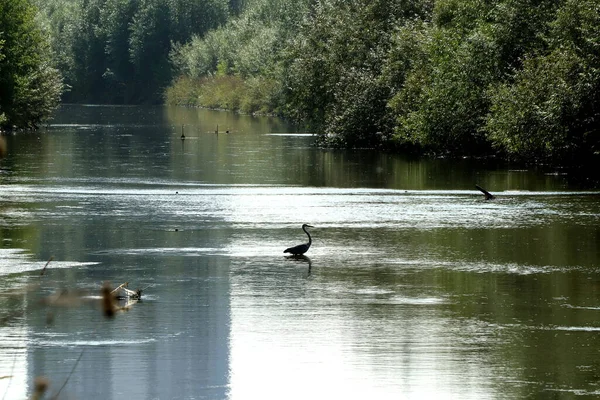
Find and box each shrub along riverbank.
[166,0,600,166]
[17,0,600,167]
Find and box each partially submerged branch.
[40,256,54,276]
[475,184,495,200]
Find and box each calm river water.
[1,104,600,399]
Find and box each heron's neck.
[303,226,312,244]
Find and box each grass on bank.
[165,74,281,116]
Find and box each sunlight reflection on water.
[2,183,597,398]
[4,183,597,232]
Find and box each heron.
[284,224,314,255]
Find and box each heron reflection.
[284,224,314,255]
[284,254,313,276]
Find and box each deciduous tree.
[0,0,63,130]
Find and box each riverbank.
[165,75,600,175]
[165,75,282,117]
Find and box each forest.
[1,0,599,165]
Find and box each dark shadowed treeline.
[168,0,600,165]
[34,0,244,104]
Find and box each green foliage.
[99,0,137,103]
[241,75,281,114]
[169,0,229,44]
[390,0,563,155]
[168,0,312,114]
[35,0,230,104]
[283,0,432,145]
[28,0,600,164]
[128,0,172,102]
[392,28,495,153]
[552,0,600,59]
[485,49,586,160]
[0,0,63,130]
[228,0,246,15]
[485,0,600,162]
[170,0,311,80]
[164,75,202,106]
[67,0,107,101]
[165,73,280,115]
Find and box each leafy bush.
[485,0,600,162]
[0,0,63,130]
[283,0,432,145]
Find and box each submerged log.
[475,184,495,200]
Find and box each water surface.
[1,105,600,399]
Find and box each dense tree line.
[169,0,600,164]
[19,0,600,164]
[0,0,62,130]
[35,0,242,104]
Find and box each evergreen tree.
[36,0,229,104]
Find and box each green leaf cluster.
[0,0,63,130]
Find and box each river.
[1,104,599,399]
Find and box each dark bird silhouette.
[284,224,314,255]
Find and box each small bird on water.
[284,224,314,255]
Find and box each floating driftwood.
[475,184,495,200]
[103,282,138,317]
[119,286,142,300]
[111,282,152,300]
[110,282,129,296]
